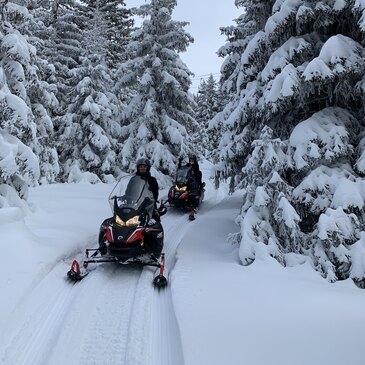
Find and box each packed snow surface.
[1,161,364,365]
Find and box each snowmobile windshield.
[175,165,193,185]
[108,175,154,212]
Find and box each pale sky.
[124,0,241,92]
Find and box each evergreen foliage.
[82,0,134,68]
[0,1,58,210]
[215,0,365,287]
[2,0,365,289]
[195,74,226,157]
[47,0,133,182]
[117,0,196,176]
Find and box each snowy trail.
[1,162,219,365]
[2,263,82,365]
[1,210,190,365]
[49,264,142,365]
[146,211,189,365]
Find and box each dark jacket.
[190,162,202,185]
[178,156,202,185]
[136,171,159,201]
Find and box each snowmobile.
[67,175,168,288]
[167,165,205,220]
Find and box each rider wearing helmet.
[188,155,202,187]
[136,157,159,202]
[177,155,203,189]
[136,157,160,216]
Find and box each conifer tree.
[211,0,275,189]
[218,0,274,95]
[21,1,60,183]
[43,0,86,113]
[82,0,133,68]
[239,125,301,265]
[117,0,196,176]
[195,74,221,125]
[56,0,124,182]
[195,74,225,156]
[216,0,365,287]
[0,1,41,208]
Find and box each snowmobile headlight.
[115,215,124,226]
[115,215,140,227]
[126,216,140,226]
[175,185,187,192]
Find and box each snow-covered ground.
[1,161,364,365]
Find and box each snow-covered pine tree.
[216,0,365,287]
[117,0,196,176]
[40,0,86,114]
[238,125,302,265]
[97,0,133,67]
[210,0,275,191]
[16,1,60,184]
[0,1,41,209]
[195,74,221,125]
[56,0,124,183]
[218,0,267,95]
[194,74,225,157]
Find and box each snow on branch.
[293,164,365,215]
[265,0,302,36]
[262,63,300,106]
[316,207,358,244]
[303,35,364,81]
[261,37,311,82]
[289,107,354,170]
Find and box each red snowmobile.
[67,175,168,288]
[167,165,205,220]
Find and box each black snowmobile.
[167,165,205,220]
[67,175,168,288]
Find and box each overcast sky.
[124,0,242,92]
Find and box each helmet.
[136,157,151,167]
[188,155,197,164]
[136,157,151,172]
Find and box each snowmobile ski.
[153,253,168,288]
[67,259,89,281]
[67,249,168,287]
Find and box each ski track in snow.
[1,263,82,365]
[1,210,191,365]
[146,210,189,365]
[2,165,219,365]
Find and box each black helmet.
[188,155,197,164]
[136,157,151,173]
[136,157,151,167]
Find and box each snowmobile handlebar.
[158,200,168,216]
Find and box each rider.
[135,157,161,221]
[188,155,203,189]
[135,157,164,256]
[178,155,203,191]
[136,157,159,202]
[176,155,204,220]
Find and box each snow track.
[2,264,81,365]
[146,211,188,365]
[2,210,190,365]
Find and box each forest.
[1,0,365,286]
